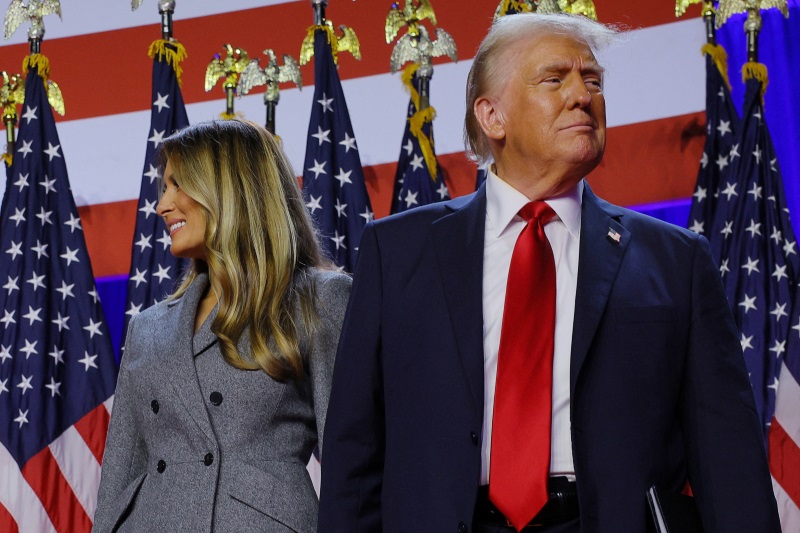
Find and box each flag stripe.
[0,3,697,124]
[78,110,705,278]
[0,503,20,533]
[0,445,57,533]
[21,446,93,533]
[774,362,800,444]
[770,419,800,509]
[772,476,800,532]
[73,402,112,465]
[49,425,103,521]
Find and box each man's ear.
[474,96,505,141]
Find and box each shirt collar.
[485,168,583,240]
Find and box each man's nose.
[565,76,592,109]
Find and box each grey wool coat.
[92,269,351,533]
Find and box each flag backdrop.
[301,27,373,272]
[0,59,117,533]
[121,41,190,352]
[686,47,741,243]
[0,0,798,524]
[391,67,450,214]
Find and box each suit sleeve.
[308,271,352,456]
[681,236,781,532]
[318,223,385,533]
[92,317,149,533]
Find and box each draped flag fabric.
[687,48,741,245]
[697,75,800,528]
[122,41,190,351]
[0,60,117,533]
[391,71,449,214]
[302,29,373,272]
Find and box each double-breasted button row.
[458,521,468,533]
[204,453,214,466]
[470,431,479,446]
[151,400,159,414]
[156,460,166,473]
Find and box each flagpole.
[312,0,327,25]
[702,1,716,45]
[159,0,175,40]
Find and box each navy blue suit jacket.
[318,184,780,533]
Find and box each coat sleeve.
[318,223,386,533]
[92,316,149,533]
[308,270,352,456]
[680,235,781,532]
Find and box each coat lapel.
[570,185,630,393]
[432,186,487,416]
[162,273,218,445]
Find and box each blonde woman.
[93,120,351,533]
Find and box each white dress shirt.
[481,170,583,484]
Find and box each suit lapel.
[163,273,217,445]
[570,185,630,393]
[432,186,487,416]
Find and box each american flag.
[693,74,800,528]
[302,28,373,272]
[0,61,117,532]
[122,41,190,349]
[391,71,449,214]
[686,48,741,248]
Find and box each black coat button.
[204,453,214,466]
[151,400,159,414]
[156,460,166,473]
[458,521,468,533]
[470,431,478,446]
[210,391,223,406]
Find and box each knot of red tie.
[519,201,556,225]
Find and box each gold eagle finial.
[4,0,61,40]
[558,0,598,20]
[300,20,362,66]
[385,0,437,44]
[238,49,302,104]
[716,0,789,28]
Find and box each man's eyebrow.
[534,61,605,76]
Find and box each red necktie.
[489,201,557,532]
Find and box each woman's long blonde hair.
[160,119,324,381]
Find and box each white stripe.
[772,476,800,532]
[306,455,321,497]
[774,362,800,445]
[0,19,705,208]
[48,425,102,521]
[2,0,300,45]
[12,19,704,206]
[104,395,114,416]
[0,444,58,533]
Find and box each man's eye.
[585,79,602,91]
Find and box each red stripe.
[769,419,800,509]
[0,504,20,533]
[21,447,92,533]
[82,111,704,278]
[73,403,112,465]
[0,2,699,124]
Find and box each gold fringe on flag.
[219,112,237,120]
[301,25,337,65]
[701,43,731,90]
[21,54,65,116]
[408,106,438,181]
[401,63,421,111]
[149,39,188,86]
[742,61,768,100]
[1,153,12,166]
[22,53,50,80]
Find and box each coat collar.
[163,272,218,445]
[570,183,630,393]
[432,184,487,417]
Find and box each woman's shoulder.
[308,268,352,316]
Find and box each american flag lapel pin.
[607,228,621,244]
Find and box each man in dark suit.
[318,13,780,533]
